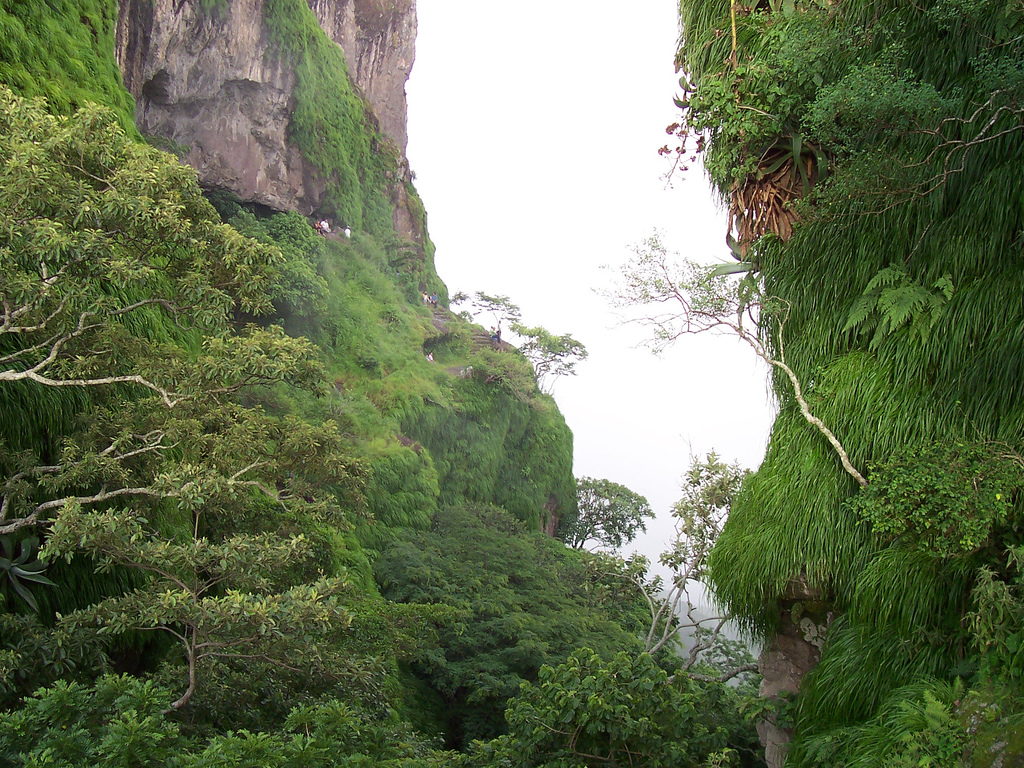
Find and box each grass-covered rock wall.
[673,0,1024,762]
[0,1,588,759]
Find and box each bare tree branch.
[607,237,867,487]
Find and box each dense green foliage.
[562,477,654,551]
[0,674,456,767]
[0,0,135,129]
[0,88,401,724]
[0,1,624,761]
[849,441,1024,558]
[465,649,751,768]
[674,0,1024,762]
[261,0,444,305]
[402,380,575,531]
[263,0,394,237]
[374,505,649,749]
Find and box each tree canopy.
[510,324,588,394]
[466,649,739,768]
[562,477,654,552]
[374,504,650,749]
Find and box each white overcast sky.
[405,0,776,562]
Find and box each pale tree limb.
[3,369,181,408]
[0,485,166,536]
[727,302,867,488]
[607,240,867,488]
[689,663,760,684]
[635,568,758,685]
[0,299,187,406]
[0,431,292,535]
[618,450,760,685]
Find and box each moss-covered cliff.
[0,0,592,756]
[0,0,574,531]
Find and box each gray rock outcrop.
[757,576,830,768]
[114,0,417,220]
[307,0,416,152]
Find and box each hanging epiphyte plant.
[729,130,830,254]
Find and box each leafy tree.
[0,89,377,717]
[562,476,653,551]
[509,323,588,393]
[0,87,336,539]
[46,507,353,711]
[450,291,522,328]
[0,87,293,405]
[0,675,185,767]
[644,454,750,661]
[465,649,748,768]
[0,674,459,767]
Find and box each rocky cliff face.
[757,577,830,768]
[307,0,416,152]
[115,0,417,223]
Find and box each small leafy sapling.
[451,290,588,393]
[639,452,759,684]
[450,290,522,328]
[510,324,588,394]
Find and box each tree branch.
[609,242,867,488]
[0,486,168,536]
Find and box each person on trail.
[318,219,331,235]
[430,292,438,306]
[426,352,434,363]
[343,226,351,238]
[496,324,501,344]
[423,292,430,305]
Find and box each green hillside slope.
[0,0,596,759]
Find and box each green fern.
[843,264,954,349]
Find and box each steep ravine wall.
[307,0,416,152]
[114,0,417,226]
[116,0,311,213]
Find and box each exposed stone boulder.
[757,575,831,768]
[116,0,321,214]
